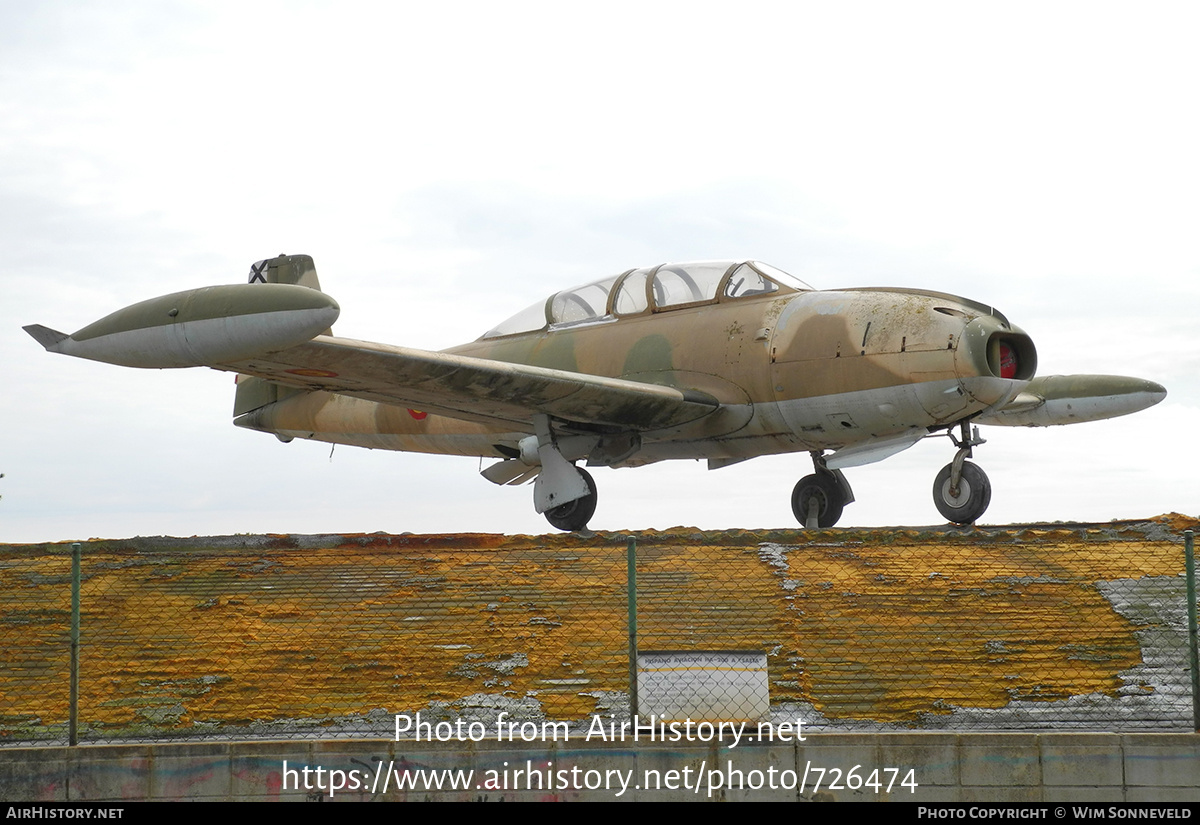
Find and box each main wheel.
[933,461,991,524]
[544,468,598,531]
[791,473,845,528]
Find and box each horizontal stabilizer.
[23,324,69,351]
[977,374,1166,427]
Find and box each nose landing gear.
[933,421,991,524]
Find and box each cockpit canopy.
[482,260,812,339]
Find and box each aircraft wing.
[219,335,720,432]
[24,283,720,433]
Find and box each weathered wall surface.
[2,733,1198,802]
[1,517,1196,743]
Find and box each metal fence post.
[1184,530,1198,733]
[69,542,81,746]
[627,537,638,725]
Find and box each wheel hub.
[940,478,972,507]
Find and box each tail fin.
[248,253,324,294]
[236,253,327,417]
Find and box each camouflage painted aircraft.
[26,254,1166,531]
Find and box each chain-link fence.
[1,519,1195,746]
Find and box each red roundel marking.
[999,343,1017,379]
[286,368,338,378]
[408,409,428,420]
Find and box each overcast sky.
[3,2,1197,542]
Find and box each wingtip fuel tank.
[976,374,1167,427]
[25,283,339,369]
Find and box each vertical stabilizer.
[237,253,327,417]
[248,254,324,295]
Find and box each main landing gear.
[791,420,993,529]
[544,467,597,532]
[791,453,854,528]
[932,421,991,525]
[522,413,600,532]
[480,415,608,532]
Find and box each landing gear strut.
[544,467,597,532]
[525,413,599,532]
[791,452,853,528]
[933,421,991,524]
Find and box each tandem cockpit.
[481,260,814,339]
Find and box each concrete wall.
[1,733,1196,802]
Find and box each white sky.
[3,2,1197,542]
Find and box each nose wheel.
[933,460,991,524]
[933,421,991,524]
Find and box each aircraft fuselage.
[240,286,1035,468]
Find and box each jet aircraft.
[25,254,1166,531]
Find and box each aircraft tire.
[791,473,844,528]
[933,461,991,524]
[545,468,597,532]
